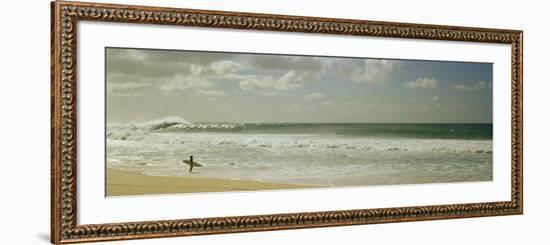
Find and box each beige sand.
[107,168,314,196]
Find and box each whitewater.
[106,117,493,187]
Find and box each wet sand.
[107,168,313,196]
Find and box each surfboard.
[182,160,203,167]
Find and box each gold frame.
[51,1,523,243]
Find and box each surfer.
[183,156,202,172]
[188,155,194,173]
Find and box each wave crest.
[107,116,190,140]
[140,116,190,130]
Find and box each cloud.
[158,75,213,94]
[248,55,326,73]
[342,100,366,107]
[195,90,227,97]
[320,100,334,106]
[107,48,404,97]
[454,81,489,91]
[107,49,194,79]
[239,71,313,91]
[107,49,236,96]
[432,96,439,102]
[339,100,377,109]
[305,92,325,100]
[210,60,247,75]
[107,82,154,96]
[404,77,439,89]
[107,48,245,78]
[260,92,278,96]
[238,58,401,92]
[347,60,401,83]
[383,103,402,112]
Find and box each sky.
[106,47,493,124]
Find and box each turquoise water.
[107,117,493,188]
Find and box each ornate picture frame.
[51,1,523,243]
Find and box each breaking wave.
[140,116,191,130]
[106,117,492,153]
[108,118,493,140]
[107,116,190,140]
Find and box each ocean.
[106,117,493,187]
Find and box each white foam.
[107,130,493,187]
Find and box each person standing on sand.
[188,155,194,173]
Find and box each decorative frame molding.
[51,1,523,243]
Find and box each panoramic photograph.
[105,47,493,196]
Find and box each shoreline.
[107,168,316,196]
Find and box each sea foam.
[106,120,493,187]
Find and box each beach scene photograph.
[105,47,493,196]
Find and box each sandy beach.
[107,168,313,196]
